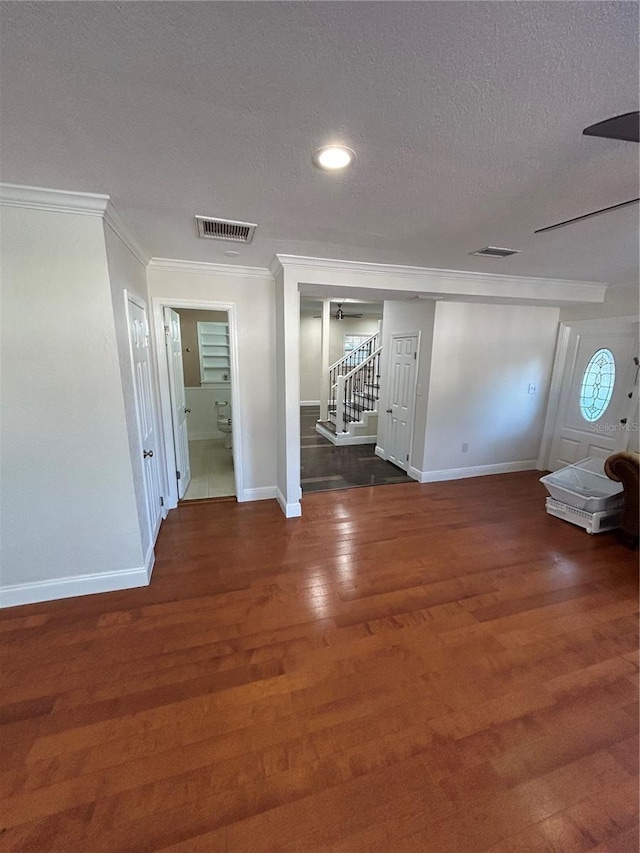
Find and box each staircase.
[316,332,382,445]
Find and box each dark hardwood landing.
[301,405,409,493]
[0,473,637,851]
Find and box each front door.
[164,307,191,498]
[127,296,163,546]
[386,334,419,471]
[547,320,638,471]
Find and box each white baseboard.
[408,465,423,482]
[237,486,278,503]
[315,422,376,446]
[0,563,152,609]
[276,488,302,518]
[413,460,538,483]
[300,400,320,406]
[375,445,386,460]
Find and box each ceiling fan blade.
[583,111,639,143]
[535,197,640,235]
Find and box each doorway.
[153,299,243,508]
[298,298,411,493]
[542,317,639,470]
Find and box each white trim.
[300,400,321,406]
[152,297,245,507]
[0,183,151,265]
[375,445,386,460]
[537,323,572,470]
[408,465,423,482]
[0,563,152,609]
[0,182,109,215]
[147,258,272,279]
[273,254,608,304]
[412,460,538,483]
[104,201,150,267]
[276,488,302,518]
[564,316,639,331]
[239,486,278,503]
[315,422,376,445]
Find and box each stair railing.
[328,331,379,424]
[335,346,382,433]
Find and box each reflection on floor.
[182,439,235,500]
[301,406,409,494]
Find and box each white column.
[274,264,302,518]
[319,299,331,422]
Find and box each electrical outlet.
[528,383,537,395]
[462,442,469,453]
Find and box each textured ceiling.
[1,1,638,283]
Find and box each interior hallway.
[300,405,410,494]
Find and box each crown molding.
[0,182,109,216]
[103,201,150,267]
[273,253,608,305]
[147,257,273,279]
[274,253,608,292]
[0,182,151,265]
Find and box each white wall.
[185,386,231,440]
[146,265,278,496]
[422,302,560,476]
[299,313,322,403]
[560,283,639,323]
[377,300,436,472]
[0,206,144,594]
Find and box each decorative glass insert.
[579,348,615,422]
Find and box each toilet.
[215,401,232,449]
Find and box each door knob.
[386,409,392,413]
[143,450,154,458]
[185,408,191,413]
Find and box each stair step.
[318,420,336,434]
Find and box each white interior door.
[547,322,638,471]
[386,334,419,471]
[127,296,163,545]
[164,307,191,498]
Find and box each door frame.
[538,315,639,470]
[152,297,244,508]
[379,331,421,471]
[123,289,166,546]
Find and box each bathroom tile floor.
[182,440,235,500]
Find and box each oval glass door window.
[579,348,616,422]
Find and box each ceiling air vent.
[195,215,257,243]
[470,246,520,258]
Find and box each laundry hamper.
[540,458,625,534]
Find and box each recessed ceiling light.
[312,145,355,171]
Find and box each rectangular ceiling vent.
[470,246,520,258]
[195,215,257,243]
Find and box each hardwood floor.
[1,473,638,852]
